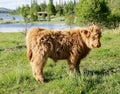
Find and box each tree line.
[15,0,120,28]
[16,0,76,22]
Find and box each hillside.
[0,7,12,13]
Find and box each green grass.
[0,32,25,49]
[0,29,120,94]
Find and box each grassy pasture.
[0,30,120,94]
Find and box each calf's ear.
[81,30,90,37]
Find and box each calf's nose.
[96,43,101,48]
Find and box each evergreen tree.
[40,2,47,12]
[64,1,76,27]
[20,5,30,23]
[30,0,41,21]
[63,2,68,15]
[67,1,75,13]
[56,4,63,16]
[47,0,56,21]
[63,1,76,16]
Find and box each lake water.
[0,13,23,21]
[0,23,71,32]
[0,13,75,32]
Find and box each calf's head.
[81,25,102,49]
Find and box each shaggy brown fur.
[26,25,102,82]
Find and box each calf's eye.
[92,37,96,40]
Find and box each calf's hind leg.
[30,53,47,82]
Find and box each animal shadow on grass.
[44,72,67,82]
[43,65,120,82]
[83,65,120,76]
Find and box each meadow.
[0,29,120,94]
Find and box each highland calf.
[26,25,102,82]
